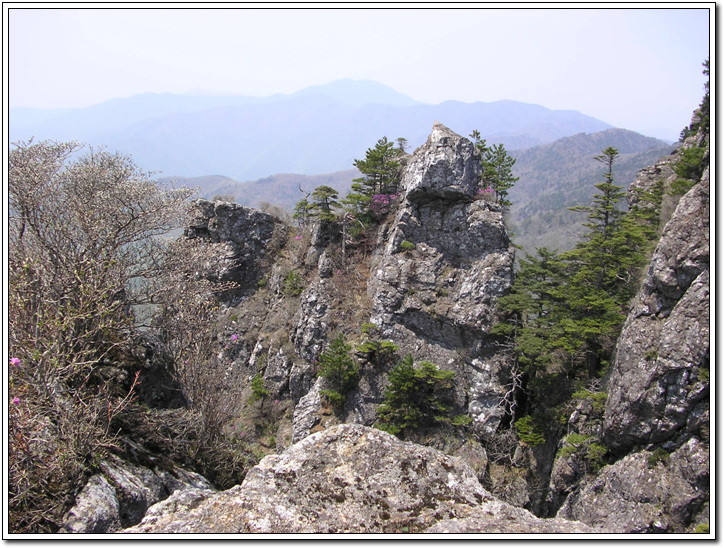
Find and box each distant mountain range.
[10,79,618,181]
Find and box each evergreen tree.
[292,197,313,227]
[352,136,401,196]
[317,333,359,409]
[309,185,340,223]
[493,145,664,415]
[472,133,519,207]
[493,247,568,377]
[345,137,402,220]
[376,354,455,436]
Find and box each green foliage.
[317,333,359,410]
[352,137,402,197]
[586,443,607,471]
[696,366,710,383]
[376,354,456,436]
[283,270,304,296]
[344,137,404,223]
[571,390,608,414]
[473,134,519,207]
[647,447,670,469]
[292,197,313,227]
[557,434,607,472]
[400,240,416,253]
[566,433,592,446]
[309,185,341,223]
[693,523,710,534]
[452,414,473,426]
[249,373,269,403]
[669,145,707,197]
[514,415,546,446]
[674,146,707,181]
[681,58,710,139]
[356,322,399,368]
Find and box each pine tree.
[375,354,455,436]
[317,333,359,409]
[471,133,519,207]
[309,185,340,223]
[352,137,401,196]
[292,197,313,227]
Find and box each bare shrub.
[8,140,192,532]
[150,237,241,438]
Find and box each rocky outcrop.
[61,458,212,533]
[185,199,284,292]
[368,122,516,435]
[126,332,186,409]
[558,437,709,533]
[124,424,593,534]
[602,174,709,455]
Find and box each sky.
[6,5,712,140]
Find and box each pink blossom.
[294,235,303,240]
[10,357,20,367]
[12,397,20,405]
[231,334,239,342]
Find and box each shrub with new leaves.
[376,355,456,436]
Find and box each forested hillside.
[508,129,671,253]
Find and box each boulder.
[124,424,594,534]
[60,458,212,533]
[404,121,481,204]
[60,475,121,534]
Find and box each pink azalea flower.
[231,334,239,342]
[10,357,20,367]
[12,397,20,405]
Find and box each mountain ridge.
[10,80,616,181]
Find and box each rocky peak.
[404,121,482,204]
[365,123,515,436]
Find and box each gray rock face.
[546,394,607,513]
[368,123,515,435]
[425,499,596,534]
[290,279,331,363]
[124,424,593,534]
[603,177,710,454]
[558,437,709,533]
[61,458,212,533]
[291,378,324,443]
[185,199,283,290]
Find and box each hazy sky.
[7,5,712,138]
